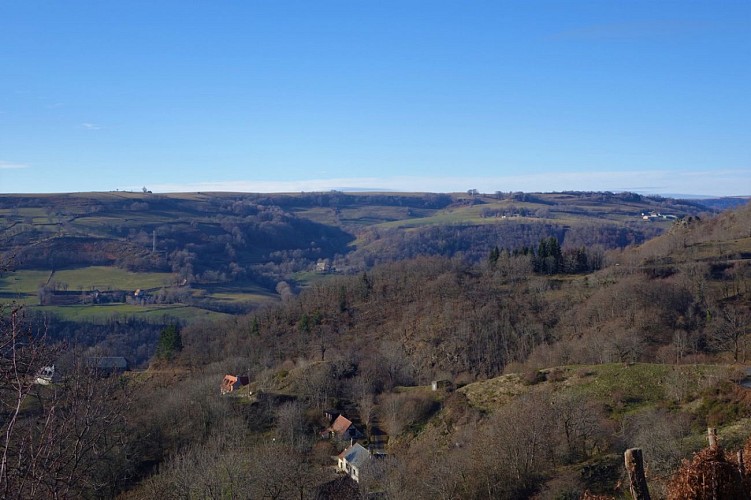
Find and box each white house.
[35,365,57,385]
[337,443,370,483]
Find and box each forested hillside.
[1,195,750,498]
[177,200,751,376]
[0,191,713,280]
[0,190,715,364]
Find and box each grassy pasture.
[208,292,274,303]
[690,237,751,262]
[0,265,276,321]
[338,206,426,225]
[0,270,51,296]
[459,363,735,416]
[35,303,231,322]
[67,215,129,228]
[366,199,667,230]
[288,207,340,225]
[0,266,172,304]
[197,281,278,304]
[51,266,175,291]
[292,205,436,227]
[375,210,532,229]
[291,270,339,287]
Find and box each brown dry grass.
[667,446,747,499]
[457,372,529,411]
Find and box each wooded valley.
[1,192,750,498]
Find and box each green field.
[33,303,230,322]
[0,270,51,296]
[54,266,176,290]
[0,266,277,322]
[0,267,176,298]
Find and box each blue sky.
[1,1,749,196]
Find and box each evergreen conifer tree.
[156,324,182,360]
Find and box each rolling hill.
[0,190,721,323]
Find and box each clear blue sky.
[1,1,749,196]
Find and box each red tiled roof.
[330,415,353,435]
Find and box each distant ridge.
[688,196,751,211]
[331,187,398,192]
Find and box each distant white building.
[36,365,57,385]
[641,212,678,221]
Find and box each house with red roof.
[323,414,364,441]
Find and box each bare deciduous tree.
[379,392,435,438]
[554,392,611,462]
[276,400,311,450]
[707,304,750,362]
[0,303,131,498]
[470,391,558,498]
[349,375,376,428]
[622,408,691,481]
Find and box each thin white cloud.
[80,122,101,130]
[141,169,751,197]
[0,161,29,170]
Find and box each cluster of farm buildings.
[220,372,400,488]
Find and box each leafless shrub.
[276,400,311,450]
[546,367,566,382]
[379,391,437,437]
[554,392,613,463]
[666,447,746,500]
[622,408,691,479]
[349,374,376,427]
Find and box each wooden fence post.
[707,427,718,450]
[625,448,651,500]
[738,449,745,477]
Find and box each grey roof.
[339,443,370,469]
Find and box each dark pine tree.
[156,324,183,360]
